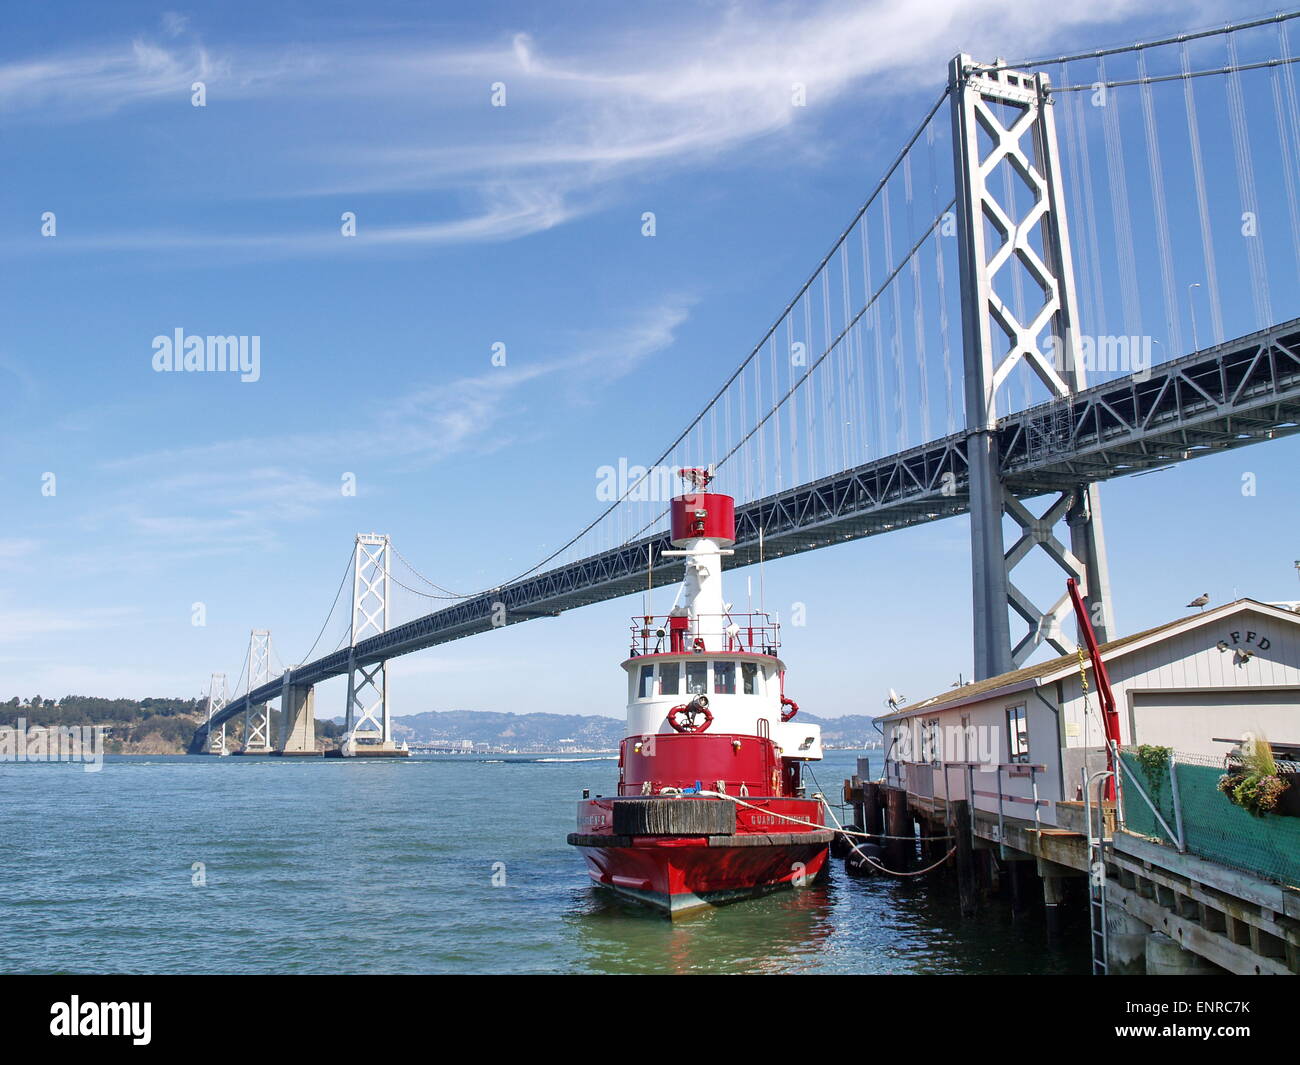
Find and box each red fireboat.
[568,469,831,917]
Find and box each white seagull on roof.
[1186,593,1210,611]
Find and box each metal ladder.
[1083,767,1114,975]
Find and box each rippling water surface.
[0,751,1087,974]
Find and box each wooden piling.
[1009,859,1029,915]
[885,786,910,870]
[862,781,882,839]
[950,800,977,916]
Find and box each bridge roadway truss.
[193,318,1300,745]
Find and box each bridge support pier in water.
[277,680,319,756]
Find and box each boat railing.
[628,612,780,656]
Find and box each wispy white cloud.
[0,0,1188,254]
[0,603,136,643]
[86,297,691,550]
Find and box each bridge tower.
[206,672,228,755]
[241,628,273,753]
[949,54,1115,680]
[343,533,405,756]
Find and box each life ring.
[692,637,706,653]
[668,696,713,734]
[780,696,799,722]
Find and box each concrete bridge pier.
[278,681,319,756]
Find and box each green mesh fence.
[1118,748,1300,888]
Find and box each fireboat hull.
[569,830,833,917]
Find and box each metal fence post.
[1168,752,1187,853]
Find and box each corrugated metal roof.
[880,598,1298,720]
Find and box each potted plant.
[1219,734,1297,817]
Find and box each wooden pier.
[843,759,1300,975]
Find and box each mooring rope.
[815,792,957,877]
[693,789,956,877]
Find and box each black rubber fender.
[844,841,884,878]
[610,797,736,836]
[830,824,864,860]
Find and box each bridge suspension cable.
[1048,52,1300,91]
[1006,9,1300,68]
[294,548,354,665]
[389,542,472,599]
[1276,22,1300,284]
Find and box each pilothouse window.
[686,661,707,696]
[713,661,736,695]
[659,662,680,696]
[638,664,654,699]
[742,662,760,695]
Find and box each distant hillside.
[799,713,883,748]
[2,694,208,754]
[390,710,622,749]
[389,709,882,749]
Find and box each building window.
[638,664,655,699]
[741,661,760,695]
[659,662,680,696]
[685,661,708,696]
[713,661,736,695]
[1006,705,1029,763]
[921,718,940,764]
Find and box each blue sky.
[1,0,1297,720]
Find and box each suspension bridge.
[193,13,1300,755]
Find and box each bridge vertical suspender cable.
[802,289,816,480]
[1098,56,1144,344]
[819,262,834,476]
[1272,21,1300,285]
[882,184,907,449]
[1063,68,1109,355]
[1136,48,1184,355]
[864,211,887,458]
[838,242,855,467]
[905,151,932,442]
[926,119,958,436]
[1181,41,1226,348]
[1225,32,1274,330]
